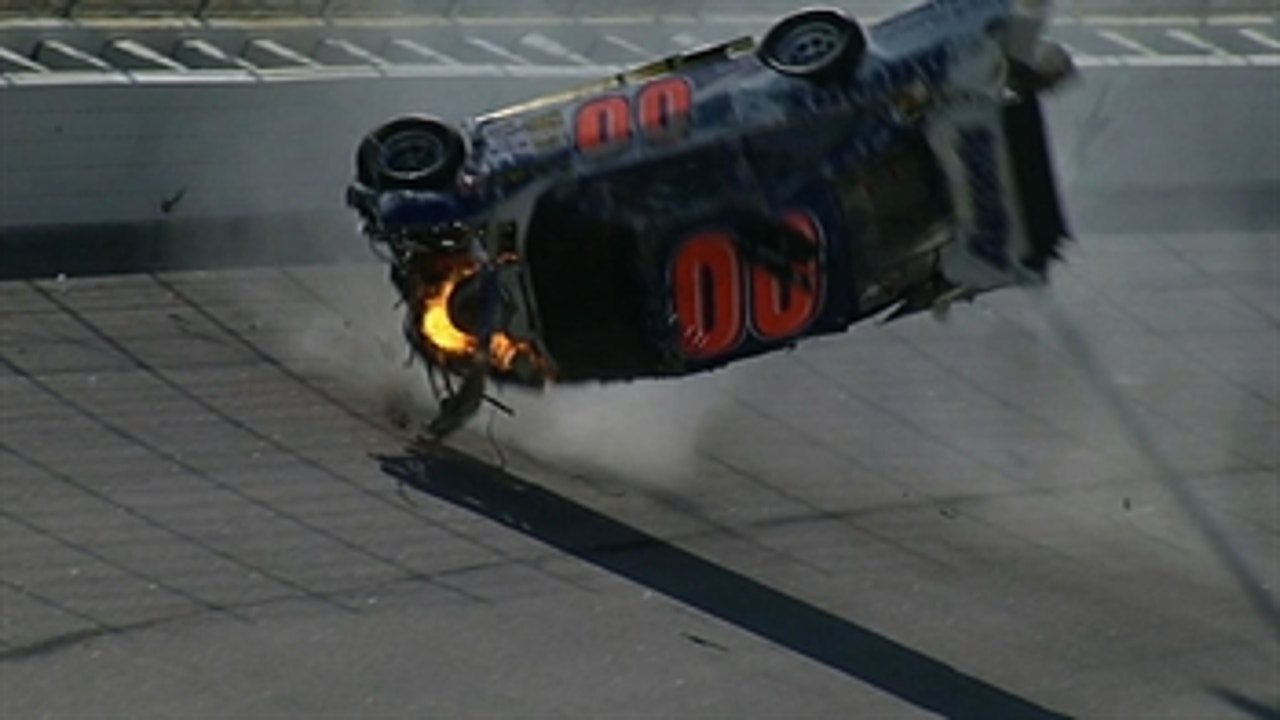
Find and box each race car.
[346,0,1076,436]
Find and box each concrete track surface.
[2,9,1278,720]
[2,229,1276,718]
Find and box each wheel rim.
[382,130,446,178]
[774,20,847,72]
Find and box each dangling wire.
[441,366,457,397]
[484,407,508,471]
[425,357,444,403]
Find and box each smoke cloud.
[488,373,736,488]
[255,263,736,489]
[275,265,440,428]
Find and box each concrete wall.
[0,65,1275,276]
[0,73,564,227]
[1049,65,1278,233]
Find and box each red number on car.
[752,212,821,341]
[575,95,632,157]
[636,77,693,144]
[672,212,825,361]
[575,76,693,155]
[672,231,744,359]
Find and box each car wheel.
[356,116,466,192]
[759,9,865,81]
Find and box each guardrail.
[1,8,1276,86]
[4,1,761,20]
[2,1,1278,20]
[0,2,1275,277]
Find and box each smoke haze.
[239,262,735,489]
[489,374,737,488]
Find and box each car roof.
[473,35,755,124]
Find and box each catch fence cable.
[1016,269,1279,634]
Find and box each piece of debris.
[160,187,187,214]
[681,632,728,653]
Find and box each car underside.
[345,1,1074,436]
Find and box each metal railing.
[0,0,1275,21]
[0,0,715,19]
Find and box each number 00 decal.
[575,77,693,155]
[673,212,823,360]
[672,232,744,359]
[575,95,632,157]
[637,77,693,143]
[752,214,821,341]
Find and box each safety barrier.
[0,4,1276,279]
[2,1,1276,20]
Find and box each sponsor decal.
[525,110,568,152]
[524,110,565,134]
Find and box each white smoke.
[278,264,438,428]
[262,264,737,489]
[488,373,737,488]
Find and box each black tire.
[758,9,865,81]
[356,115,466,192]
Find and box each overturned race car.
[346,0,1076,437]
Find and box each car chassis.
[346,0,1076,436]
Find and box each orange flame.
[422,275,477,355]
[419,267,542,375]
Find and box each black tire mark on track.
[0,576,109,636]
[0,395,353,615]
[721,391,1110,573]
[698,448,957,571]
[270,269,615,589]
[26,281,488,606]
[150,271,600,593]
[0,506,250,622]
[275,269,869,590]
